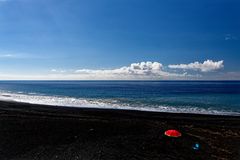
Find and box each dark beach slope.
[0,100,239,160]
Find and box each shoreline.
[0,100,240,159]
[1,96,239,116]
[1,99,240,120]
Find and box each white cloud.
[0,51,25,59]
[51,69,57,72]
[0,54,14,58]
[76,62,163,75]
[1,61,227,80]
[44,62,196,80]
[73,62,189,79]
[0,51,47,59]
[50,69,66,73]
[168,60,224,72]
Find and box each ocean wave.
[0,91,239,116]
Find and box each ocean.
[0,81,239,115]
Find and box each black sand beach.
[0,100,239,160]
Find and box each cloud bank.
[168,60,224,72]
[0,60,226,80]
[74,61,190,79]
[50,61,200,80]
[76,62,164,76]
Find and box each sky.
[0,0,239,80]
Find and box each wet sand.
[0,100,239,160]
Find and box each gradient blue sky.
[0,0,239,80]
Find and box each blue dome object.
[193,143,200,150]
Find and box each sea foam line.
[0,91,239,116]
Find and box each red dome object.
[164,130,182,137]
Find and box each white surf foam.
[0,91,239,116]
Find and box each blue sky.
[0,0,239,80]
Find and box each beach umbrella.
[164,129,182,138]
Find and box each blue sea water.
[0,81,239,115]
